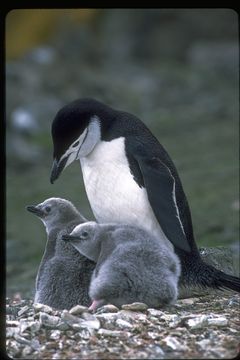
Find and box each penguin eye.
[45,206,51,213]
[81,231,89,239]
[72,140,79,148]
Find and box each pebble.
[39,312,60,327]
[207,316,228,327]
[196,339,211,350]
[17,305,29,316]
[121,302,148,311]
[163,335,187,351]
[61,310,81,324]
[177,298,198,305]
[6,327,20,338]
[14,334,32,345]
[7,320,20,327]
[61,309,101,330]
[69,305,89,315]
[119,310,147,323]
[81,313,101,330]
[186,315,209,329]
[49,330,61,340]
[56,322,70,331]
[95,304,119,313]
[31,339,41,350]
[115,318,133,329]
[33,303,53,313]
[79,318,101,330]
[147,309,165,317]
[98,328,129,338]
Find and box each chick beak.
[26,205,44,217]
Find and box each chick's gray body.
[27,198,95,310]
[67,222,181,309]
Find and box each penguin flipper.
[136,155,191,252]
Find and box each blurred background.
[6,9,239,298]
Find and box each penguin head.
[50,98,115,184]
[62,221,100,262]
[26,197,83,231]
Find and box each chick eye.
[45,206,51,213]
[81,231,89,238]
[72,140,79,148]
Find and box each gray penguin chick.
[26,197,95,309]
[62,221,181,311]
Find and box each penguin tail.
[181,259,240,293]
[211,267,240,293]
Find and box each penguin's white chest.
[80,137,172,249]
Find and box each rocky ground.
[6,293,240,359]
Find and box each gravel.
[6,292,239,359]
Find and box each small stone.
[49,330,61,340]
[6,327,20,337]
[56,322,70,331]
[119,310,147,323]
[21,345,33,357]
[196,339,211,350]
[186,315,209,329]
[19,319,30,333]
[96,313,118,322]
[61,309,100,330]
[17,305,29,316]
[121,302,148,311]
[177,298,198,305]
[98,328,129,338]
[147,309,165,317]
[6,320,20,327]
[61,310,80,324]
[33,303,53,313]
[6,340,21,357]
[14,334,31,345]
[79,312,101,330]
[162,336,186,351]
[39,312,60,327]
[96,304,119,313]
[207,316,228,327]
[148,344,165,357]
[80,318,101,330]
[31,339,40,350]
[29,321,41,333]
[116,318,133,329]
[69,304,89,315]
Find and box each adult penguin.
[50,98,240,293]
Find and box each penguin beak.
[26,205,44,217]
[62,234,80,242]
[50,157,68,184]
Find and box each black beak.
[26,205,44,217]
[62,234,80,242]
[50,157,68,184]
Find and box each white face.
[27,197,76,234]
[59,116,101,171]
[68,222,100,262]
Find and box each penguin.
[49,98,240,293]
[26,197,95,309]
[62,221,181,311]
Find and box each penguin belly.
[80,137,173,250]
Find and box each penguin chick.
[62,222,181,311]
[26,197,95,309]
